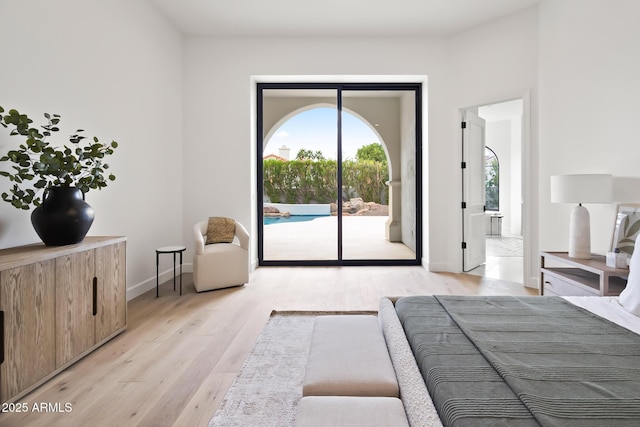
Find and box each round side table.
[156,245,186,297]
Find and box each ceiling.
[150,0,539,37]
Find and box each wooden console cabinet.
[540,251,628,296]
[0,236,126,403]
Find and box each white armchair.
[193,219,250,292]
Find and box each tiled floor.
[467,236,524,283]
[467,255,524,284]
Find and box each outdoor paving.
[262,215,416,260]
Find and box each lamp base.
[569,204,591,259]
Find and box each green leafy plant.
[356,143,387,164]
[296,149,325,161]
[262,158,388,205]
[0,106,118,209]
[485,157,499,210]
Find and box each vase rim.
[44,186,85,200]
[46,186,83,192]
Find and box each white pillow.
[619,234,640,316]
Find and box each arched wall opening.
[263,104,392,176]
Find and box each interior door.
[462,110,486,271]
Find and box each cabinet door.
[95,242,126,343]
[0,260,56,402]
[56,250,95,366]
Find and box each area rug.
[208,310,375,427]
[486,236,523,257]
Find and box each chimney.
[279,145,290,160]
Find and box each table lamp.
[550,174,612,259]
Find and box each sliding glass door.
[258,83,421,266]
[260,88,338,261]
[341,89,418,260]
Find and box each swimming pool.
[263,215,330,225]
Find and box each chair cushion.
[295,396,409,427]
[206,217,235,244]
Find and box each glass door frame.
[257,82,422,266]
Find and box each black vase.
[31,187,95,246]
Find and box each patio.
[262,215,416,261]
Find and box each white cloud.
[275,130,289,138]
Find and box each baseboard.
[425,261,457,273]
[126,263,194,301]
[524,274,540,290]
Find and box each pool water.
[264,215,329,225]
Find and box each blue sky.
[264,107,380,160]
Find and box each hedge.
[263,159,389,204]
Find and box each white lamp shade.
[550,174,613,204]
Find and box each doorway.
[257,83,422,266]
[462,99,524,283]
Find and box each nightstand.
[540,251,629,296]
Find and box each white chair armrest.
[194,221,206,255]
[235,221,250,250]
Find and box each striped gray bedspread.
[395,295,640,427]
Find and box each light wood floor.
[0,266,536,427]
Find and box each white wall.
[509,113,523,235]
[440,7,538,282]
[400,91,417,252]
[9,1,606,293]
[181,8,539,275]
[0,0,184,298]
[538,0,640,259]
[182,36,447,267]
[480,106,523,237]
[486,119,513,230]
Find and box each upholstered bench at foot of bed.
[302,315,399,397]
[295,396,409,427]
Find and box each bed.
[378,293,640,427]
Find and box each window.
[485,147,499,211]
